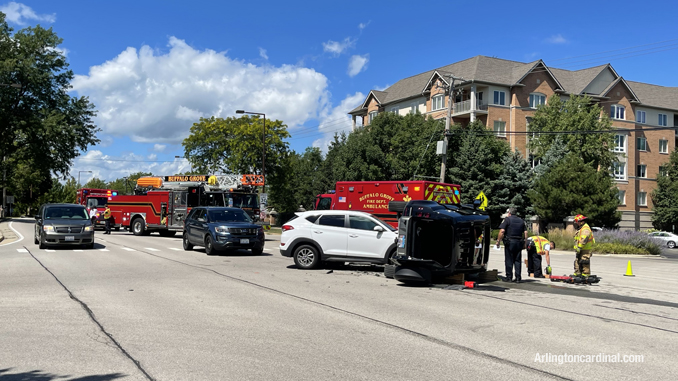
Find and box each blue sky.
[2,0,678,183]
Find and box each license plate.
[240,238,249,244]
[65,236,75,241]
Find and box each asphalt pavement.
[1,218,677,381]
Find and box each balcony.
[452,99,488,116]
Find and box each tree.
[84,177,108,189]
[528,153,621,228]
[493,149,534,219]
[652,150,678,232]
[528,95,615,170]
[532,135,568,181]
[447,120,510,224]
[288,147,327,210]
[182,115,290,178]
[0,14,99,204]
[107,172,153,195]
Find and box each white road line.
[73,250,83,252]
[99,249,110,252]
[17,248,28,253]
[122,248,135,251]
[0,221,25,247]
[145,248,160,251]
[45,249,55,252]
[169,248,181,251]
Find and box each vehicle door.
[169,191,188,229]
[188,208,206,243]
[311,214,347,256]
[347,214,392,259]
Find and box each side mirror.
[373,226,385,232]
[34,215,40,220]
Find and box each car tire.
[252,247,263,255]
[159,230,176,237]
[86,242,95,250]
[183,233,194,251]
[293,244,320,269]
[34,233,39,245]
[384,264,396,279]
[115,226,121,232]
[39,235,46,250]
[132,218,146,236]
[668,241,675,249]
[205,235,217,256]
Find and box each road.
[1,218,676,380]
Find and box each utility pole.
[439,75,462,183]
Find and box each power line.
[548,38,678,63]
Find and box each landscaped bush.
[592,243,649,255]
[593,229,663,255]
[545,228,573,252]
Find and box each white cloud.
[73,150,190,182]
[72,37,330,144]
[0,2,55,24]
[546,34,568,44]
[312,92,365,152]
[323,37,356,56]
[259,47,268,60]
[153,144,166,152]
[358,21,370,31]
[347,54,369,77]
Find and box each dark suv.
[34,204,95,249]
[182,207,265,255]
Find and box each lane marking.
[145,248,160,251]
[99,249,110,252]
[45,249,55,252]
[0,221,26,246]
[169,248,181,251]
[17,248,28,253]
[73,250,84,252]
[122,248,135,251]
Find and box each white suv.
[280,210,398,269]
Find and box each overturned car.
[389,200,491,285]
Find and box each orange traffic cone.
[623,260,635,277]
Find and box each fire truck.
[76,188,120,229]
[314,181,462,228]
[107,175,263,236]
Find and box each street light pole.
[78,171,92,188]
[235,110,266,189]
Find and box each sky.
[2,0,678,184]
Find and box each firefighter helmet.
[574,214,587,223]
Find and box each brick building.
[348,56,678,230]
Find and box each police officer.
[496,207,528,282]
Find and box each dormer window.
[432,94,445,111]
[529,93,546,108]
[610,104,625,120]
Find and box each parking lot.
[1,218,677,380]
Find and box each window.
[637,192,647,206]
[659,113,668,126]
[637,137,647,151]
[390,107,398,114]
[349,215,380,231]
[494,121,506,137]
[369,111,377,123]
[529,93,546,108]
[636,110,646,123]
[410,104,418,114]
[637,165,647,178]
[659,165,668,177]
[613,162,626,180]
[432,95,445,111]
[659,139,669,154]
[305,215,321,223]
[493,91,506,106]
[610,104,625,120]
[614,134,626,153]
[618,190,626,205]
[318,214,345,228]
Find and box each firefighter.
[496,207,528,282]
[103,205,112,235]
[573,214,594,276]
[526,236,554,278]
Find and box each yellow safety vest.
[529,236,550,254]
[104,208,111,219]
[574,223,594,251]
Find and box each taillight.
[282,225,294,232]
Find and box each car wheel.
[115,226,121,231]
[386,249,397,265]
[34,232,39,245]
[668,241,675,249]
[183,233,194,251]
[252,247,263,255]
[205,235,217,256]
[293,244,320,269]
[39,235,46,250]
[132,218,146,236]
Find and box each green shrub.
[491,229,499,240]
[546,228,574,251]
[592,243,650,255]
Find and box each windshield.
[228,193,259,208]
[202,193,225,206]
[86,197,108,208]
[208,209,253,223]
[316,197,331,210]
[45,206,89,220]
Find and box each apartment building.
[348,56,678,230]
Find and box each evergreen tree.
[493,149,534,220]
[651,150,678,232]
[533,135,568,181]
[528,153,621,228]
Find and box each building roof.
[350,55,678,114]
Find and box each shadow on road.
[0,367,126,381]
